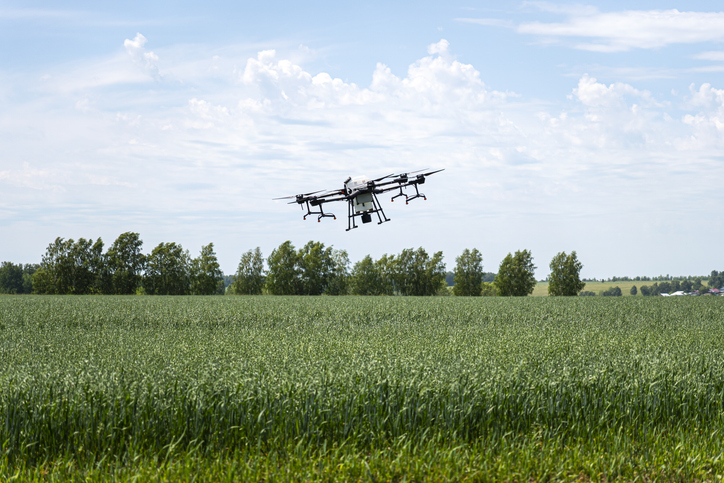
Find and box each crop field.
[2,296,724,481]
[531,281,643,296]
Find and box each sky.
[1,1,723,279]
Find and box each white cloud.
[681,83,724,136]
[2,38,724,276]
[693,51,724,62]
[516,8,724,52]
[572,74,655,107]
[688,83,724,109]
[124,33,160,78]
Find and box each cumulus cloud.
[572,74,656,108]
[3,37,724,276]
[124,33,159,78]
[682,83,724,135]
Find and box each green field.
[533,280,650,296]
[2,295,724,481]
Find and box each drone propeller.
[372,173,396,182]
[272,189,325,201]
[389,168,428,181]
[316,189,345,198]
[417,168,444,177]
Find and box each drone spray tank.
[345,176,375,223]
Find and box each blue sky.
[1,1,723,279]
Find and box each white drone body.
[345,176,374,213]
[275,169,444,231]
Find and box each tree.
[681,280,693,292]
[630,285,637,296]
[33,237,74,294]
[391,248,446,296]
[351,255,387,295]
[547,251,585,296]
[480,282,497,296]
[265,241,301,295]
[453,248,484,296]
[601,286,622,296]
[297,241,335,295]
[374,254,396,295]
[326,249,350,295]
[657,281,672,294]
[32,237,105,294]
[21,264,37,294]
[495,250,536,297]
[709,270,724,289]
[231,247,265,295]
[190,243,224,295]
[639,285,651,296]
[143,242,191,295]
[107,232,145,294]
[0,262,23,294]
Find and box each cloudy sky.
[2,0,723,279]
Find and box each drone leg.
[372,192,390,224]
[317,206,336,222]
[346,199,357,231]
[391,189,407,202]
[406,185,426,203]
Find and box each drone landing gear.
[346,192,389,231]
[390,189,407,202]
[302,202,336,222]
[404,184,426,203]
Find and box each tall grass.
[1,296,724,470]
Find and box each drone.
[274,169,444,231]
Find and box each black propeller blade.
[272,189,325,200]
[417,168,444,177]
[372,173,396,182]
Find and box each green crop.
[1,296,724,479]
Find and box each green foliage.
[265,241,350,295]
[325,249,350,295]
[578,291,596,296]
[190,243,223,295]
[709,270,724,289]
[31,237,106,294]
[106,232,145,294]
[630,285,637,296]
[265,241,301,295]
[0,262,24,294]
[495,249,536,297]
[601,286,622,296]
[298,241,336,295]
[480,282,497,296]
[547,251,585,296]
[452,248,484,296]
[231,247,265,295]
[350,255,389,295]
[143,242,191,295]
[2,296,724,480]
[391,248,446,296]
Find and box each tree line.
[0,233,223,295]
[1,233,577,296]
[5,232,717,297]
[231,246,587,297]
